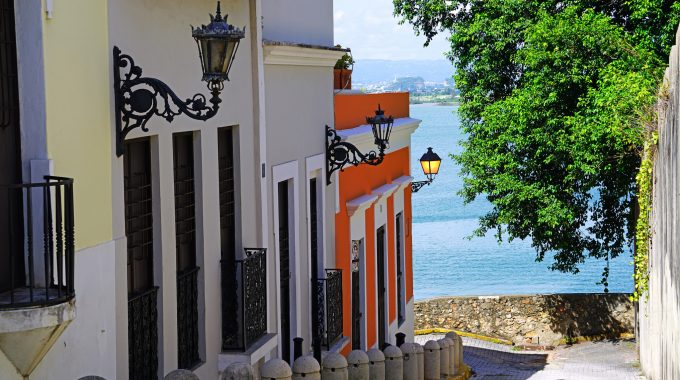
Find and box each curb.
[414,328,514,346]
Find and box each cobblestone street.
[415,334,643,380]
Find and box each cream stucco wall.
[42,0,113,250]
[108,1,261,378]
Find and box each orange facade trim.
[334,92,410,130]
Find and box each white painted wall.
[263,42,338,358]
[107,1,262,378]
[638,30,680,380]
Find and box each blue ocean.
[409,104,634,300]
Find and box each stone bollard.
[221,363,256,380]
[164,369,199,380]
[383,345,403,380]
[321,352,348,380]
[347,350,370,380]
[293,355,321,380]
[262,358,293,380]
[400,342,419,380]
[445,332,463,375]
[443,338,456,377]
[367,348,385,380]
[437,338,451,378]
[423,340,440,380]
[414,343,424,380]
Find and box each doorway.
[0,0,23,294]
[278,180,292,363]
[124,138,158,380]
[376,226,387,348]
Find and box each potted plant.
[334,46,354,90]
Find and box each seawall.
[414,293,634,346]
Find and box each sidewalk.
[415,334,643,380]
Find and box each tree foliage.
[394,0,680,284]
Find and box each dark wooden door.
[278,181,291,363]
[124,138,158,380]
[351,240,361,349]
[309,178,322,357]
[218,128,239,350]
[0,0,23,293]
[173,133,200,369]
[396,213,404,325]
[376,226,386,349]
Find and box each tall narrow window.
[0,0,24,294]
[124,138,158,380]
[278,181,292,363]
[351,240,362,350]
[310,178,322,356]
[173,132,201,369]
[218,128,238,350]
[396,213,405,325]
[376,226,387,348]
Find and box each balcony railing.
[222,248,267,351]
[314,269,344,350]
[177,266,200,369]
[0,176,75,310]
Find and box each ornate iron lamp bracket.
[411,180,432,193]
[326,125,385,184]
[113,46,224,157]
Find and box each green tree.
[394,0,680,288]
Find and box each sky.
[333,0,452,61]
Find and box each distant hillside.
[351,59,454,84]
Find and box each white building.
[0,0,346,379]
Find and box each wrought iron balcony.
[0,176,75,309]
[222,248,267,351]
[314,269,344,349]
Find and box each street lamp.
[326,105,394,184]
[113,1,245,157]
[411,147,442,192]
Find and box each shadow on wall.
[543,294,633,342]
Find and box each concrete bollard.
[347,350,370,380]
[293,355,321,380]
[367,348,385,380]
[437,338,451,378]
[414,343,424,380]
[221,363,256,380]
[443,338,456,377]
[383,345,403,380]
[445,331,463,375]
[400,342,419,380]
[321,352,348,380]
[423,340,440,380]
[262,358,293,380]
[164,369,199,380]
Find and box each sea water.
[410,104,634,300]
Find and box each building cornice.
[372,183,400,201]
[263,40,347,67]
[346,193,379,217]
[392,175,414,192]
[336,117,421,155]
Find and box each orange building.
[331,92,420,351]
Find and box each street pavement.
[414,333,643,380]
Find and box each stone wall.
[415,293,634,346]
[638,25,680,380]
